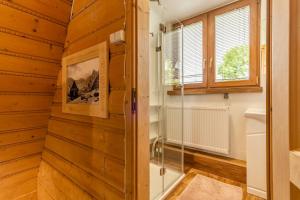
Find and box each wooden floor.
[165,168,265,200]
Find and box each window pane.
[183,22,203,84]
[164,29,182,86]
[215,6,250,82]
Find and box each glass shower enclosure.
[149,1,185,199]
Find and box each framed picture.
[62,41,108,118]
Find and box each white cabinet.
[245,108,267,199]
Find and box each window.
[169,0,261,94]
[183,22,204,85]
[215,6,250,82]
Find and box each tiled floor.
[165,168,265,200]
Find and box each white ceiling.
[151,0,236,22]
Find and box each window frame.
[176,14,208,89]
[208,0,261,88]
[172,0,261,94]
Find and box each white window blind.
[164,29,182,85]
[164,22,204,85]
[215,6,250,82]
[183,22,204,84]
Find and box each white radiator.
[166,106,230,155]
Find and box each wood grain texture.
[38,0,131,199]
[181,147,246,183]
[38,162,93,200]
[0,0,71,199]
[136,0,150,199]
[290,0,300,156]
[290,0,300,198]
[271,0,291,199]
[0,168,38,200]
[0,3,67,44]
[6,0,71,24]
[0,154,41,178]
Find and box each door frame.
[129,0,150,200]
[132,0,288,199]
[270,0,291,199]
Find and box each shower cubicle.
[149,1,185,199]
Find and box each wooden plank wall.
[290,0,300,198]
[38,0,131,199]
[290,0,300,155]
[272,0,291,199]
[0,0,71,199]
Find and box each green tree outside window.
[217,45,249,81]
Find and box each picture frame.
[62,41,108,118]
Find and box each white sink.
[244,108,266,122]
[290,150,300,189]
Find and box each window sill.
[167,86,263,96]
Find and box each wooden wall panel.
[0,0,71,199]
[0,154,41,178]
[38,162,93,200]
[272,0,291,199]
[0,95,52,112]
[0,74,56,93]
[65,19,124,55]
[290,0,300,155]
[0,2,67,44]
[0,112,49,131]
[0,32,63,61]
[0,139,44,162]
[0,54,60,77]
[48,119,125,160]
[17,191,38,200]
[0,168,38,200]
[66,0,124,44]
[0,128,46,145]
[42,150,124,200]
[8,0,71,24]
[38,0,132,199]
[109,54,126,89]
[290,0,300,198]
[71,0,95,17]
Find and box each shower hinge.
[160,167,166,176]
[132,88,137,113]
[156,46,162,52]
[160,24,166,33]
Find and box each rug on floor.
[177,174,243,200]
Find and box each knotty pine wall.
[0,0,71,199]
[38,0,130,199]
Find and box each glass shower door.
[149,3,165,199]
[149,1,185,199]
[161,25,185,195]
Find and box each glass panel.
[149,2,185,200]
[215,6,250,82]
[149,3,164,200]
[183,22,204,84]
[162,26,184,193]
[164,29,181,86]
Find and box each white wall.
[166,78,266,160]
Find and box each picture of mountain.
[67,58,100,104]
